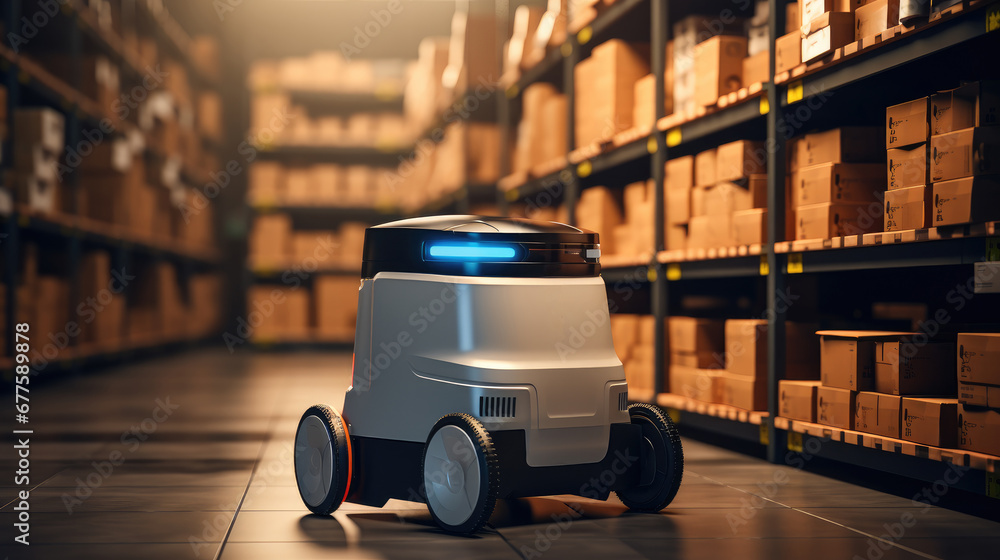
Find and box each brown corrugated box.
[576,186,624,255]
[818,330,887,390]
[718,372,767,411]
[901,397,958,447]
[887,144,928,190]
[875,339,955,395]
[801,12,855,64]
[818,385,856,429]
[669,365,724,402]
[791,162,885,207]
[742,50,769,86]
[574,39,650,147]
[775,30,801,75]
[958,381,1000,408]
[855,391,901,438]
[632,74,657,130]
[958,333,1000,386]
[694,148,717,187]
[886,97,929,148]
[958,404,1000,456]
[693,36,747,107]
[930,81,1000,135]
[795,201,881,240]
[780,380,821,422]
[884,185,931,231]
[716,140,766,182]
[733,208,767,245]
[666,224,687,251]
[666,156,694,191]
[725,320,820,380]
[249,214,292,263]
[691,180,761,217]
[666,185,690,225]
[855,0,900,41]
[669,316,724,355]
[931,176,1000,226]
[798,127,884,167]
[799,0,866,27]
[930,127,1000,182]
[688,214,734,249]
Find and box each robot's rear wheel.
[294,404,351,515]
[421,413,499,534]
[616,403,684,512]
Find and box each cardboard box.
[693,35,747,107]
[799,0,867,26]
[901,398,957,447]
[958,333,1000,386]
[887,144,928,190]
[775,31,802,74]
[798,127,883,166]
[610,314,639,362]
[742,50,769,86]
[779,380,821,422]
[875,339,955,395]
[855,0,900,40]
[801,12,856,64]
[625,344,657,393]
[687,214,734,249]
[576,186,624,255]
[930,81,1000,135]
[669,365,724,402]
[574,39,650,147]
[795,201,881,240]
[249,162,285,203]
[249,214,292,263]
[817,386,856,429]
[884,185,931,231]
[718,372,767,411]
[666,185,690,225]
[694,148,717,187]
[886,97,929,148]
[733,208,767,245]
[958,404,1000,456]
[958,381,1000,408]
[14,108,65,153]
[792,162,885,207]
[314,275,358,340]
[930,127,1000,182]
[932,176,1000,226]
[671,350,724,369]
[665,223,687,251]
[855,392,901,438]
[665,156,694,191]
[725,319,821,380]
[632,73,657,130]
[716,140,766,182]
[669,317,724,355]
[691,181,756,217]
[818,330,882,390]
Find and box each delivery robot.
[294,216,683,534]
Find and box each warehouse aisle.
[3,350,998,560]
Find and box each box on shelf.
[249,214,292,264]
[792,162,885,207]
[716,140,766,182]
[855,391,901,438]
[666,156,694,191]
[693,35,747,107]
[798,127,883,167]
[779,380,821,422]
[795,201,881,240]
[733,208,767,245]
[610,314,639,363]
[901,397,958,447]
[775,30,801,74]
[724,319,820,380]
[669,365,724,403]
[817,385,856,429]
[875,339,955,395]
[14,107,66,154]
[574,39,650,147]
[958,333,1000,386]
[799,0,866,27]
[314,275,359,340]
[818,330,882,391]
[958,404,1000,456]
[932,176,1000,226]
[718,372,767,411]
[669,316,724,357]
[695,148,717,187]
[930,127,1000,182]
[930,81,1000,135]
[958,381,1000,408]
[692,182,754,217]
[742,50,769,86]
[855,0,900,40]
[632,74,657,130]
[666,184,690,225]
[886,97,929,148]
[887,144,928,190]
[884,185,931,231]
[666,224,687,251]
[576,186,623,255]
[688,214,734,249]
[10,174,58,215]
[801,12,855,64]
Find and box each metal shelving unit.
[497,0,1000,496]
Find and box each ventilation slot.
[618,391,628,411]
[479,396,516,418]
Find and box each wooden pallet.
[655,243,763,264]
[774,222,1000,254]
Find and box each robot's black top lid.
[361,215,601,278]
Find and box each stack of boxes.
[686,140,768,249]
[513,83,568,174]
[789,127,885,240]
[247,214,366,270]
[884,96,932,230]
[743,1,771,87]
[672,15,745,116]
[246,277,359,343]
[957,333,1000,456]
[928,81,1000,226]
[667,317,725,403]
[11,108,65,215]
[731,320,820,412]
[614,180,656,258]
[575,186,623,257]
[248,161,393,208]
[664,155,693,250]
[610,314,658,396]
[574,39,650,148]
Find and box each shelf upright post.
[651,0,669,396]
[2,0,21,362]
[765,0,788,464]
[564,37,580,226]
[67,5,84,375]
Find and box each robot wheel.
[294,404,352,515]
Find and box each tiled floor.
[2,350,997,559]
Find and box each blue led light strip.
[427,243,517,260]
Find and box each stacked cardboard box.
[576,186,623,256]
[885,96,932,230]
[672,15,744,115]
[685,140,767,249]
[248,215,366,270]
[694,35,748,107]
[816,330,957,444]
[743,1,770,86]
[611,314,660,396]
[790,127,884,240]
[632,41,673,131]
[663,156,692,250]
[614,180,655,258]
[78,251,126,349]
[574,39,649,147]
[11,108,65,215]
[314,276,360,341]
[514,83,568,173]
[957,333,1000,456]
[726,320,820,412]
[855,0,900,41]
[247,285,311,341]
[799,2,857,64]
[668,317,725,403]
[928,81,1000,226]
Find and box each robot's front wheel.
[294,404,351,515]
[421,413,499,534]
[616,403,684,512]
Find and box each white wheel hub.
[295,415,334,507]
[423,425,481,527]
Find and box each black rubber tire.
[616,403,684,512]
[294,404,350,515]
[421,413,500,535]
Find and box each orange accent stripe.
[340,410,353,505]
